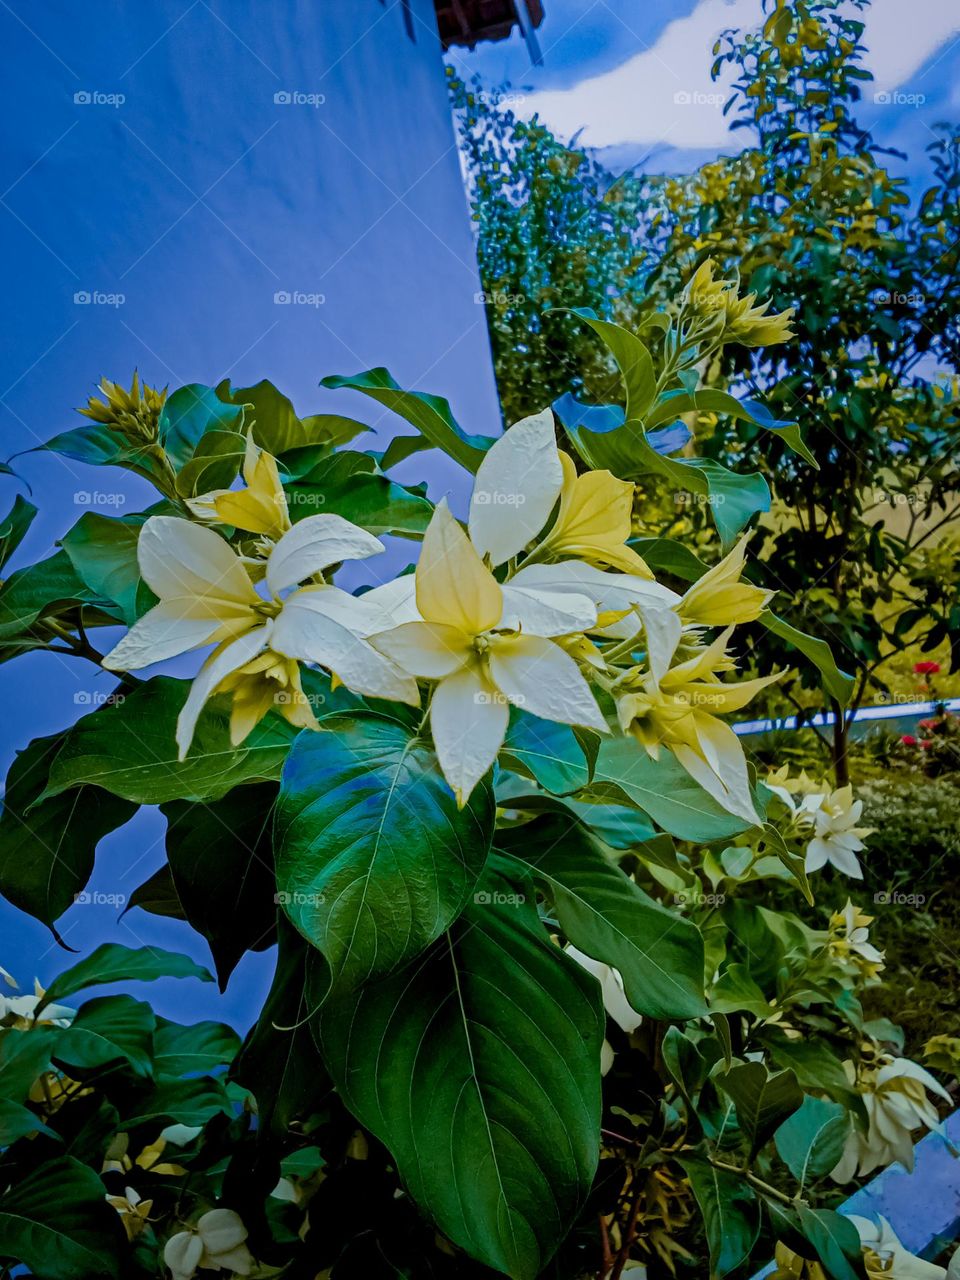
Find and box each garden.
[0,1,958,1278]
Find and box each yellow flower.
[828,900,885,977]
[214,649,319,744]
[678,538,774,627]
[372,501,606,806]
[106,1187,154,1242]
[536,452,651,575]
[723,289,795,348]
[187,434,290,540]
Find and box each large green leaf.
[162,783,278,988]
[678,1157,760,1279]
[284,449,433,537]
[120,1076,233,1130]
[38,677,296,805]
[645,388,817,468]
[587,737,757,842]
[0,551,111,653]
[0,733,136,927]
[153,1018,240,1078]
[59,512,148,625]
[275,713,494,993]
[217,378,368,455]
[0,1155,122,1279]
[499,710,592,795]
[796,1206,864,1280]
[565,310,657,421]
[321,368,493,473]
[37,944,212,1014]
[774,1094,851,1190]
[53,994,155,1080]
[0,1096,58,1144]
[0,494,37,571]
[498,817,706,1019]
[233,921,331,1136]
[157,383,244,471]
[759,609,855,706]
[313,864,603,1280]
[716,1060,803,1159]
[0,1027,58,1102]
[36,423,174,492]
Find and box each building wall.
[0,0,498,1020]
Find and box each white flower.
[829,900,884,974]
[371,501,606,805]
[0,978,74,1027]
[102,514,418,757]
[163,1209,253,1280]
[849,1215,946,1280]
[566,947,642,1075]
[832,1055,950,1180]
[801,786,871,878]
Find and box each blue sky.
[447,0,960,183]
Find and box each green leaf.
[175,427,246,497]
[0,1155,122,1279]
[233,920,331,1136]
[217,379,367,455]
[0,733,136,927]
[710,963,772,1017]
[39,677,296,805]
[153,1018,240,1078]
[162,783,278,988]
[498,818,706,1019]
[120,1076,233,1129]
[59,512,148,625]
[38,944,212,1014]
[0,494,37,571]
[678,1157,760,1279]
[646,389,817,468]
[717,1060,803,1158]
[0,1027,57,1102]
[629,535,709,582]
[762,1031,865,1121]
[36,423,173,491]
[759,609,855,706]
[321,368,493,473]
[500,710,591,794]
[314,864,603,1280]
[284,450,433,537]
[275,713,494,993]
[564,310,657,420]
[797,1206,865,1280]
[54,995,155,1079]
[378,433,434,471]
[123,863,186,921]
[158,383,244,470]
[0,1096,58,1144]
[0,551,109,652]
[775,1094,851,1190]
[587,737,757,842]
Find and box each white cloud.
[518,0,960,151]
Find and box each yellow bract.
[678,538,773,626]
[537,452,652,576]
[215,648,319,743]
[188,434,291,539]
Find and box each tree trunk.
[830,700,850,787]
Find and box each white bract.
[849,1215,946,1280]
[801,786,871,878]
[831,1055,950,1180]
[164,1208,253,1280]
[102,514,417,757]
[566,946,642,1075]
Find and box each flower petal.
[416,499,502,633]
[176,626,271,759]
[430,664,509,806]
[370,621,471,678]
[673,716,760,826]
[488,634,608,732]
[468,408,562,566]
[509,561,679,633]
[197,1209,248,1254]
[138,516,259,606]
[266,514,384,595]
[102,602,255,672]
[499,583,596,637]
[163,1231,204,1280]
[271,592,419,705]
[356,575,420,625]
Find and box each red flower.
[918,718,938,731]
[901,734,918,746]
[920,739,933,750]
[914,661,941,675]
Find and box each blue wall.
[0,0,499,1023]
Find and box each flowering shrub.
[0,287,952,1278]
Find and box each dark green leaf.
[321,368,493,473]
[498,818,706,1019]
[59,513,147,625]
[0,1096,58,1144]
[797,1206,865,1280]
[759,609,855,706]
[123,863,186,921]
[54,995,155,1079]
[678,1157,760,1279]
[39,677,296,805]
[500,710,591,794]
[121,1076,232,1129]
[38,943,212,1014]
[275,713,494,993]
[314,864,603,1280]
[285,450,433,538]
[0,495,37,571]
[0,733,136,927]
[158,384,244,470]
[153,1018,240,1078]
[717,1060,802,1158]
